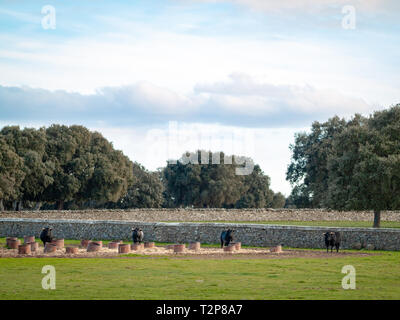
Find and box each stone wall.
[1,208,400,222]
[1,218,400,251]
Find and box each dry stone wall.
[1,208,400,222]
[1,218,399,251]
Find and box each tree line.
[163,151,285,208]
[0,125,133,211]
[286,104,400,227]
[0,125,285,210]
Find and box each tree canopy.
[0,125,133,210]
[287,104,400,227]
[0,135,25,210]
[115,162,164,208]
[0,126,285,210]
[162,150,282,208]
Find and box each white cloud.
[98,82,197,114]
[195,73,371,116]
[1,22,398,108]
[194,0,399,13]
[0,74,374,127]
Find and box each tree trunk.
[34,201,42,211]
[0,199,4,211]
[12,200,17,211]
[57,200,64,210]
[373,210,381,228]
[16,201,23,211]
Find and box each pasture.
[0,238,399,300]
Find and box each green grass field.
[0,247,399,299]
[161,221,400,228]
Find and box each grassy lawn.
[0,251,399,299]
[160,221,400,229]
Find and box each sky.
[0,0,399,195]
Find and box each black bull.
[324,231,341,253]
[40,227,54,246]
[132,228,144,244]
[220,229,235,248]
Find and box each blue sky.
[1,0,399,195]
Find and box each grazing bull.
[132,227,144,244]
[220,229,235,248]
[40,227,54,246]
[324,231,341,253]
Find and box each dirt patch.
[0,244,376,260]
